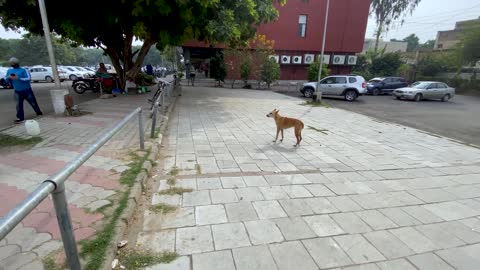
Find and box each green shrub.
[135,72,155,86]
[307,60,329,82]
[261,57,280,88]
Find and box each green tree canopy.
[457,22,480,66]
[403,34,419,52]
[420,40,435,50]
[371,0,421,52]
[0,0,285,87]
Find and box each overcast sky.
[1,0,480,44]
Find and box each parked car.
[392,81,455,102]
[300,75,367,101]
[0,67,13,89]
[62,66,90,80]
[29,66,67,82]
[367,77,408,95]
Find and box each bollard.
[52,182,81,270]
[139,109,145,150]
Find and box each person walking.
[4,57,43,124]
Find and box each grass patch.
[149,203,177,214]
[117,249,178,270]
[167,166,179,176]
[42,257,64,270]
[307,125,329,135]
[80,149,151,270]
[158,187,193,195]
[299,100,330,108]
[0,134,42,148]
[153,128,161,139]
[195,164,202,175]
[166,178,176,186]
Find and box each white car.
[0,67,13,88]
[29,66,67,82]
[393,81,456,102]
[62,66,90,80]
[301,75,367,101]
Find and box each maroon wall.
[258,0,369,52]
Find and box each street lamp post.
[315,0,330,102]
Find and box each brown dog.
[267,109,304,146]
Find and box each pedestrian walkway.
[139,86,480,270]
[0,90,164,269]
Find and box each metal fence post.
[138,108,145,150]
[150,103,158,138]
[51,182,81,270]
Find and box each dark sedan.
[366,77,408,95]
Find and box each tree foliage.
[420,40,435,50]
[210,51,226,85]
[260,57,280,88]
[307,60,329,82]
[370,52,402,77]
[457,22,480,66]
[417,55,447,77]
[403,34,419,52]
[371,0,421,52]
[0,0,286,87]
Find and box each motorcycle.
[0,78,13,89]
[72,76,101,94]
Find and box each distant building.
[361,39,408,54]
[183,0,371,80]
[434,17,480,50]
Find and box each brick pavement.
[0,91,163,269]
[141,86,480,270]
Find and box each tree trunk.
[374,20,383,53]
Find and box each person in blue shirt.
[4,57,43,124]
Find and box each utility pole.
[315,0,330,102]
[38,0,66,114]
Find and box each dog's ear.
[275,109,279,112]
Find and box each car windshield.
[411,82,431,89]
[368,79,381,83]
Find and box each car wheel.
[45,76,53,83]
[344,90,358,102]
[395,96,401,100]
[441,94,450,102]
[304,88,314,98]
[73,82,88,94]
[373,88,380,96]
[414,93,422,102]
[69,75,77,81]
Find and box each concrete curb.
[101,92,178,270]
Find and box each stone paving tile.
[225,201,258,222]
[376,259,417,270]
[197,177,222,190]
[192,250,236,270]
[136,230,175,252]
[363,230,415,259]
[407,188,458,203]
[269,241,318,270]
[407,252,455,270]
[355,210,398,230]
[146,256,191,270]
[176,226,214,255]
[328,196,363,212]
[304,197,339,214]
[389,227,438,253]
[303,173,331,183]
[422,201,479,221]
[274,217,316,240]
[212,222,251,250]
[343,263,381,270]
[437,221,480,244]
[281,185,313,198]
[399,205,444,224]
[253,200,288,219]
[258,186,290,200]
[414,223,465,249]
[243,176,269,186]
[210,189,238,204]
[233,245,278,270]
[303,215,345,237]
[334,234,386,264]
[303,237,353,268]
[235,187,264,202]
[221,176,246,188]
[279,199,314,217]
[245,220,284,245]
[183,190,211,207]
[195,205,228,225]
[379,208,422,227]
[435,243,480,270]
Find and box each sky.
[1,0,480,44]
[365,0,480,43]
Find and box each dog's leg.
[280,129,284,142]
[294,128,301,147]
[274,128,280,143]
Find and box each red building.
[183,0,370,80]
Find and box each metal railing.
[150,80,174,138]
[0,107,145,270]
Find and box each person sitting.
[96,63,111,78]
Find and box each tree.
[369,52,402,77]
[240,55,252,87]
[307,60,329,82]
[0,0,286,88]
[417,55,447,77]
[457,22,480,66]
[403,34,419,52]
[371,0,421,52]
[420,40,435,50]
[261,58,280,88]
[210,52,226,86]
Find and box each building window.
[437,44,443,49]
[298,15,307,37]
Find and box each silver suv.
[300,75,367,101]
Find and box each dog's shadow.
[262,142,299,153]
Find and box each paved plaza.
[141,86,480,270]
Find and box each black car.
[366,77,408,95]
